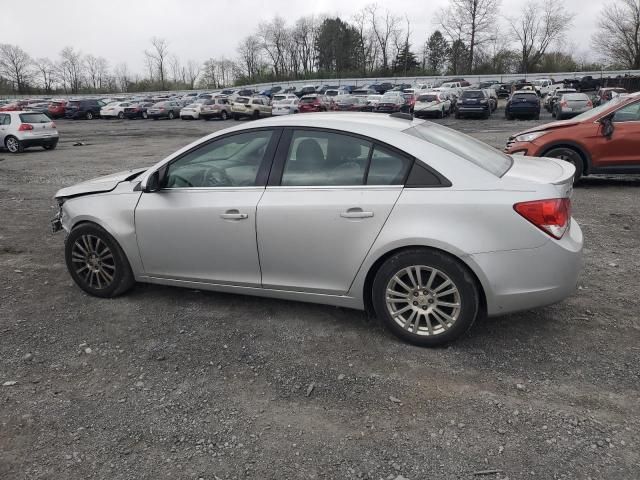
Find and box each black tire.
[221,110,228,120]
[543,147,584,181]
[5,135,24,153]
[168,111,175,120]
[203,116,210,121]
[117,112,125,119]
[534,112,540,120]
[65,223,135,298]
[483,111,490,119]
[153,117,158,121]
[86,111,94,120]
[372,249,480,347]
[505,112,513,120]
[43,140,58,151]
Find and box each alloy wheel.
[71,234,116,290]
[6,137,19,153]
[385,265,461,336]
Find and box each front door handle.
[221,210,248,220]
[340,208,374,219]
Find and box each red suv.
[47,100,67,118]
[505,92,640,180]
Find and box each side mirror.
[599,114,615,138]
[143,170,161,193]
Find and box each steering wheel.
[168,174,194,187]
[202,166,233,187]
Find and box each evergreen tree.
[425,31,449,75]
[393,43,420,75]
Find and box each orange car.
[505,92,640,180]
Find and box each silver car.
[1,111,59,153]
[52,113,583,347]
[553,93,593,119]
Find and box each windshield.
[418,94,438,102]
[325,90,338,96]
[571,96,629,121]
[406,122,512,177]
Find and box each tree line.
[1,0,639,95]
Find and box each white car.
[272,97,299,116]
[365,94,383,110]
[0,111,59,153]
[180,100,210,120]
[414,92,452,118]
[100,102,133,119]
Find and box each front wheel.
[543,147,584,181]
[168,111,175,120]
[221,110,228,120]
[372,249,479,347]
[117,112,124,119]
[65,224,135,298]
[86,111,94,120]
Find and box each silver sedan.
[52,113,583,347]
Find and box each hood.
[512,119,581,138]
[55,168,147,198]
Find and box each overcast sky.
[1,0,603,74]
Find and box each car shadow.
[577,175,640,188]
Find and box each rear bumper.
[21,137,59,148]
[457,106,489,115]
[200,111,225,118]
[471,218,583,316]
[507,106,540,116]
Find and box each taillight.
[514,198,571,239]
[18,124,34,131]
[560,100,568,107]
[51,122,56,129]
[586,100,593,108]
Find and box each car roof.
[243,112,420,132]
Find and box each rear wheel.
[65,224,135,298]
[221,110,228,120]
[543,147,584,181]
[505,112,513,120]
[168,111,175,120]
[233,114,240,121]
[142,111,148,119]
[372,249,479,347]
[5,136,24,153]
[86,111,94,120]
[117,112,124,119]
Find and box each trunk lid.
[503,156,575,196]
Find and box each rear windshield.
[513,93,538,101]
[418,94,438,102]
[300,97,316,104]
[563,93,589,101]
[462,90,484,99]
[154,102,167,107]
[20,113,51,123]
[405,122,512,177]
[67,101,80,106]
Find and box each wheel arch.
[540,141,592,174]
[361,244,488,319]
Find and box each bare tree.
[507,0,574,73]
[237,35,262,80]
[58,47,84,94]
[438,0,499,72]
[85,54,110,92]
[0,44,33,93]
[114,63,130,92]
[366,4,400,72]
[592,0,640,69]
[257,17,289,77]
[34,58,56,93]
[352,10,378,74]
[185,60,200,89]
[169,55,182,84]
[145,37,169,89]
[293,16,319,75]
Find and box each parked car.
[298,94,328,113]
[65,99,105,120]
[495,83,512,98]
[595,87,627,106]
[332,95,367,111]
[564,75,600,92]
[271,97,299,116]
[361,94,383,112]
[295,85,318,98]
[51,112,582,347]
[413,92,451,118]
[0,111,58,153]
[375,92,406,113]
[47,100,67,119]
[545,88,577,113]
[200,97,232,120]
[0,100,29,112]
[532,79,554,96]
[505,92,640,180]
[552,93,593,119]
[505,91,540,120]
[147,101,182,120]
[231,96,271,120]
[180,99,213,120]
[100,102,133,119]
[123,102,154,119]
[479,80,500,89]
[352,88,377,97]
[484,88,498,112]
[456,90,491,119]
[26,102,51,114]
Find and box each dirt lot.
[1,108,639,480]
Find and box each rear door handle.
[340,208,374,219]
[221,210,248,220]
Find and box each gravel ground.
[1,105,639,480]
